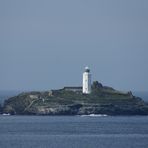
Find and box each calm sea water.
[0,91,148,148]
[0,91,20,104]
[0,115,148,148]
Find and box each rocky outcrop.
[2,81,148,115]
[0,104,2,114]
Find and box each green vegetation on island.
[2,81,148,115]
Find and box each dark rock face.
[2,82,148,116]
[92,81,103,89]
[0,104,2,114]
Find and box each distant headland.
[1,67,148,115]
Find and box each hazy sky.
[0,0,148,91]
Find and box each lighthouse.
[83,67,91,94]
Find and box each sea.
[0,91,148,148]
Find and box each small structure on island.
[83,66,91,94]
[63,87,82,92]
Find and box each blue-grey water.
[0,115,148,148]
[133,91,148,102]
[0,91,148,148]
[0,91,20,105]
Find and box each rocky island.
[2,81,148,116]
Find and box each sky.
[0,0,148,91]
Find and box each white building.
[83,67,91,94]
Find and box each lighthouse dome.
[85,66,90,72]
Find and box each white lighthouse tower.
[83,66,91,94]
